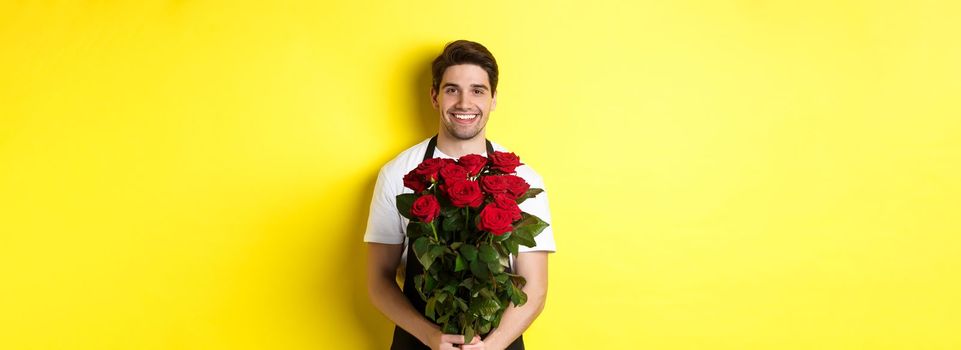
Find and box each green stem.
[430,221,438,241]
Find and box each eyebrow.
[442,83,490,90]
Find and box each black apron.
[390,135,525,350]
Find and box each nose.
[454,92,470,110]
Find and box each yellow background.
[2,1,959,349]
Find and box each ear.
[430,87,439,109]
[491,90,497,111]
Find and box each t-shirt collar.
[434,148,489,159]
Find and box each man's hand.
[429,333,483,350]
[459,335,489,350]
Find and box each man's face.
[431,64,497,141]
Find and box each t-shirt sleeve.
[517,173,557,253]
[363,167,406,245]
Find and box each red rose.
[403,170,428,193]
[457,154,488,176]
[477,204,514,235]
[414,158,453,181]
[445,180,483,208]
[410,195,440,223]
[492,193,522,221]
[504,175,530,198]
[489,151,523,173]
[480,175,511,195]
[439,163,468,184]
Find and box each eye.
[473,89,484,95]
[445,87,457,94]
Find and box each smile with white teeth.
[453,113,478,120]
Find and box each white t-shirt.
[363,137,557,269]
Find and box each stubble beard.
[442,113,485,141]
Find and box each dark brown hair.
[431,40,499,93]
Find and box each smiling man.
[364,40,556,350]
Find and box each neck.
[436,130,487,158]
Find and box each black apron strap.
[391,135,524,350]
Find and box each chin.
[446,127,482,141]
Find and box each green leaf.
[470,295,501,320]
[430,244,445,257]
[425,295,437,320]
[505,238,519,256]
[441,203,459,217]
[499,254,511,269]
[512,229,536,248]
[513,213,548,243]
[509,274,527,290]
[459,244,478,262]
[514,188,544,205]
[487,259,504,274]
[412,237,429,261]
[396,193,419,220]
[450,242,463,250]
[469,258,489,279]
[406,222,427,240]
[421,245,445,271]
[437,312,451,324]
[454,254,467,272]
[463,325,475,348]
[443,322,458,334]
[492,243,508,257]
[492,308,505,328]
[513,212,542,228]
[510,283,528,306]
[442,211,464,232]
[454,297,469,311]
[478,244,498,263]
[425,273,436,292]
[413,275,425,298]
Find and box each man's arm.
[369,242,481,349]
[481,251,549,350]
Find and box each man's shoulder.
[379,137,433,178]
[490,141,546,186]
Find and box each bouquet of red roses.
[396,150,549,342]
